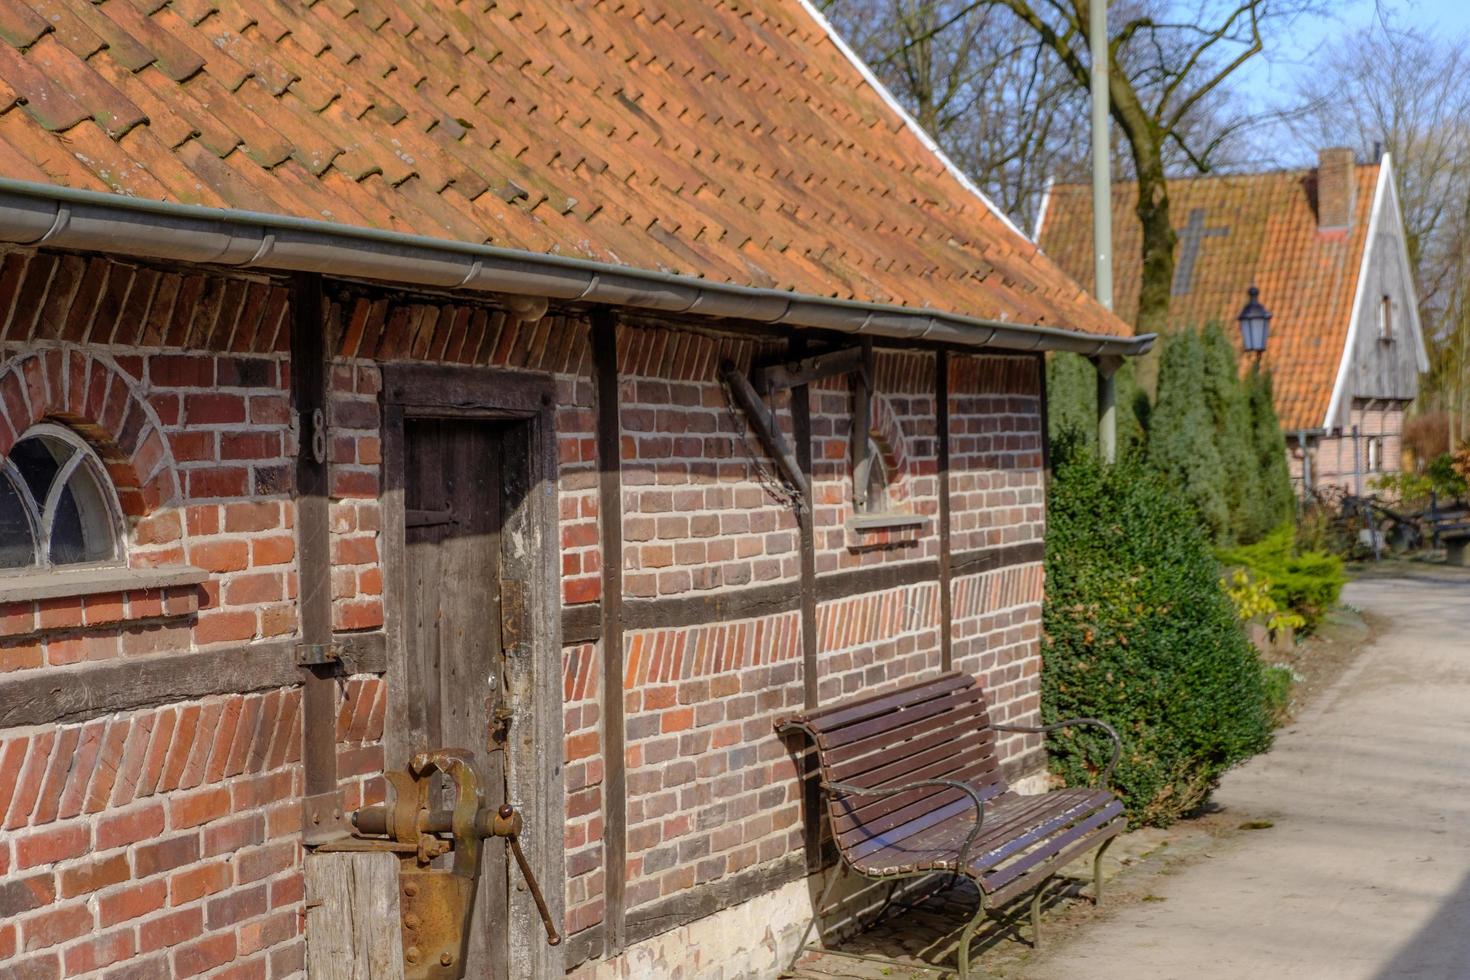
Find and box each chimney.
[1317,147,1356,232]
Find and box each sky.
[1233,0,1470,113]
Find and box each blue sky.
[1223,0,1470,165]
[1234,0,1470,107]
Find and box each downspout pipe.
[0,178,1154,359]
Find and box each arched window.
[0,424,124,571]
[854,434,893,515]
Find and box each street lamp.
[1237,285,1272,366]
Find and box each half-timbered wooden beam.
[719,359,809,499]
[592,309,629,957]
[752,344,866,394]
[291,273,347,845]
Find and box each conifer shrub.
[1244,369,1296,540]
[1043,437,1273,827]
[1147,329,1231,544]
[1217,526,1345,633]
[1046,352,1147,455]
[1200,324,1256,545]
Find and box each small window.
[1378,295,1393,341]
[1366,435,1385,473]
[0,424,123,572]
[854,435,892,515]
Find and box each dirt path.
[1017,565,1470,980]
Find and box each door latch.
[338,748,561,979]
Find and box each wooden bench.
[777,672,1125,979]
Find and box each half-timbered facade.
[0,2,1145,978]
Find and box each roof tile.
[0,0,1125,337]
[25,1,106,60]
[0,37,90,131]
[1039,165,1381,428]
[0,4,50,51]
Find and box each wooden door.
[403,417,510,978]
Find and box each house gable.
[1036,160,1399,431]
[1323,156,1426,429]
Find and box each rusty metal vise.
[346,748,561,980]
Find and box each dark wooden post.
[936,350,953,671]
[789,337,823,870]
[290,273,345,843]
[592,310,628,956]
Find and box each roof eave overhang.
[0,178,1153,359]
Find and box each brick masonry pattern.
[0,679,386,980]
[0,250,1049,976]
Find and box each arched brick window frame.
[0,349,178,519]
[861,392,915,511]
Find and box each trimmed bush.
[1046,352,1148,456]
[1043,437,1272,827]
[1148,329,1231,544]
[1201,324,1256,545]
[1217,525,1345,633]
[1244,368,1296,541]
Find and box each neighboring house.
[1039,148,1427,494]
[0,2,1147,979]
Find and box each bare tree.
[825,2,1091,232]
[1289,23,1470,446]
[826,0,1315,341]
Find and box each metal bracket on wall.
[302,789,350,847]
[294,642,341,668]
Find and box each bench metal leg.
[787,862,846,976]
[1030,880,1046,948]
[1093,838,1114,905]
[956,892,987,980]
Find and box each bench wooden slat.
[829,741,999,833]
[827,705,996,783]
[853,790,1067,873]
[793,671,969,732]
[986,812,1125,907]
[854,789,1113,876]
[817,684,988,752]
[844,793,981,864]
[831,749,1003,827]
[982,799,1125,893]
[973,794,1119,875]
[833,757,1006,847]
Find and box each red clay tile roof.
[0,0,1127,339]
[1038,164,1381,429]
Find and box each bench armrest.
[823,778,987,871]
[992,717,1121,790]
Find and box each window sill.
[846,513,927,533]
[0,565,208,604]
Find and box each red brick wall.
[1289,402,1407,494]
[0,252,386,980]
[0,250,1051,976]
[0,680,385,979]
[948,356,1046,768]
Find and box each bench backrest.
[779,672,1008,861]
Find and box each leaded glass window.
[0,424,123,571]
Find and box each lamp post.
[1237,285,1272,368]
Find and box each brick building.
[0,2,1147,978]
[1039,148,1428,495]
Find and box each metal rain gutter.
[0,178,1154,358]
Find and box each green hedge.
[1216,525,1345,633]
[1043,438,1273,827]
